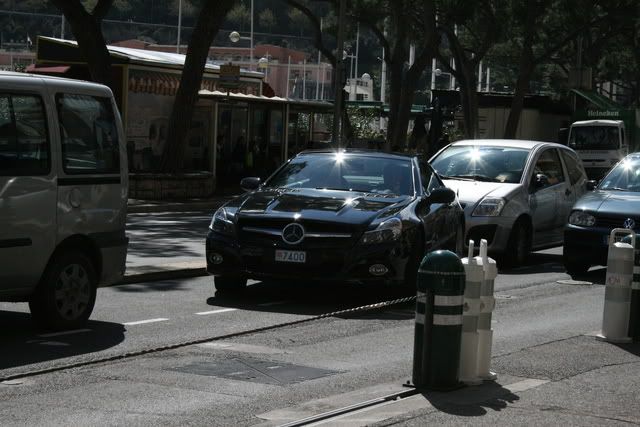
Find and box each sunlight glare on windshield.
[468,147,484,163]
[335,152,346,164]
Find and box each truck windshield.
[568,126,620,150]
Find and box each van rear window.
[57,94,119,174]
[0,94,50,176]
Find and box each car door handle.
[565,188,572,197]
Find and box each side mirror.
[586,180,598,191]
[240,177,261,192]
[428,187,456,204]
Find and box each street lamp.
[228,0,255,68]
[258,56,269,82]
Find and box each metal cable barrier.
[0,295,416,383]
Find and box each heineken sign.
[587,110,620,118]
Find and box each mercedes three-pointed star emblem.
[282,223,305,244]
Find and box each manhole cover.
[557,279,593,286]
[170,357,339,385]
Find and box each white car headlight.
[359,217,403,245]
[472,197,505,217]
[210,207,235,235]
[568,210,595,227]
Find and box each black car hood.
[227,188,412,226]
[574,190,640,214]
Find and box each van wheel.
[214,276,247,293]
[29,252,97,331]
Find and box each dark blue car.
[564,152,640,275]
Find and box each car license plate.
[275,249,306,263]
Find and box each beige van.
[0,71,128,330]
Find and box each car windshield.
[599,157,640,192]
[569,126,620,151]
[263,153,414,196]
[430,145,529,184]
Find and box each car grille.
[595,215,640,231]
[237,218,358,248]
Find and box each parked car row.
[208,140,639,293]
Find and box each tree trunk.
[386,60,404,150]
[456,64,479,139]
[51,0,113,89]
[503,63,534,139]
[161,0,235,173]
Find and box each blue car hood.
[574,190,640,215]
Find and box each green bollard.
[412,249,466,390]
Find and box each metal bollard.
[621,234,640,342]
[458,240,482,385]
[597,228,635,343]
[412,250,465,390]
[477,239,498,381]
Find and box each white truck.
[567,119,628,179]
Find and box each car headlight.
[472,197,505,217]
[568,210,596,227]
[210,207,235,235]
[359,217,403,245]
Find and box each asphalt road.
[0,249,619,426]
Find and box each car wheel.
[214,275,247,293]
[563,251,590,277]
[503,220,531,267]
[29,251,97,331]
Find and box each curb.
[118,267,208,285]
[127,197,237,214]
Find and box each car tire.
[563,251,590,276]
[29,251,97,331]
[503,219,531,267]
[214,275,247,293]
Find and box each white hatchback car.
[0,72,128,330]
[429,139,588,266]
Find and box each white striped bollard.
[477,239,498,381]
[459,240,483,385]
[597,228,635,343]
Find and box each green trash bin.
[412,249,466,390]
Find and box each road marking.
[123,318,169,325]
[504,378,549,393]
[195,308,237,315]
[37,328,91,338]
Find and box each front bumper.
[563,225,610,267]
[463,214,515,255]
[205,230,410,284]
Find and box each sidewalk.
[121,196,235,284]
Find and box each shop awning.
[199,89,333,110]
[571,89,620,110]
[25,64,70,74]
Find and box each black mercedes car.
[206,150,464,292]
[564,152,640,275]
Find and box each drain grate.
[170,357,340,385]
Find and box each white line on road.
[195,308,237,316]
[37,329,92,338]
[123,318,169,325]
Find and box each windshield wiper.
[448,174,500,182]
[604,186,629,191]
